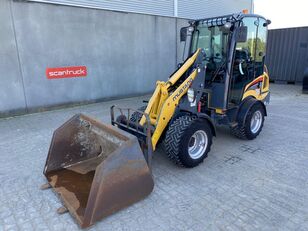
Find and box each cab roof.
[190,13,268,27]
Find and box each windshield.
[191,24,230,82]
[191,25,230,64]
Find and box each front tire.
[164,116,213,168]
[231,103,265,140]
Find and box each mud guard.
[237,97,267,126]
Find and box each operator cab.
[180,13,270,110]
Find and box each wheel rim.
[188,130,208,159]
[250,110,263,134]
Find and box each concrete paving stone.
[290,214,306,225]
[0,84,308,230]
[17,221,33,231]
[224,223,247,231]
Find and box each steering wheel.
[213,56,223,61]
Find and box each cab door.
[229,17,268,105]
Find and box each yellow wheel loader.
[42,13,271,228]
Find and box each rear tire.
[231,103,265,140]
[164,116,213,168]
[130,106,147,123]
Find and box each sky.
[254,0,308,29]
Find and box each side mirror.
[180,27,187,42]
[263,19,271,27]
[236,26,248,43]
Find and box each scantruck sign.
[46,66,87,79]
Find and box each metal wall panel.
[27,0,174,17]
[27,0,252,18]
[178,0,252,19]
[0,0,27,114]
[1,0,186,117]
[266,27,308,82]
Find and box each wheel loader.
[41,13,271,228]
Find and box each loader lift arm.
[139,49,203,150]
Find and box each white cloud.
[254,0,308,29]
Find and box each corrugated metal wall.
[178,0,252,19]
[27,0,175,17]
[27,0,252,18]
[266,27,308,82]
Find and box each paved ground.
[0,84,308,231]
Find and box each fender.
[237,97,267,126]
[171,110,216,137]
[196,113,217,137]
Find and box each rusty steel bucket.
[43,113,154,228]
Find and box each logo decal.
[46,66,87,79]
[172,78,193,102]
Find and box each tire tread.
[164,116,212,167]
[164,116,193,166]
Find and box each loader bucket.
[43,114,154,228]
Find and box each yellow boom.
[140,49,201,150]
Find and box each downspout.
[174,0,178,17]
[174,0,178,65]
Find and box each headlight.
[187,88,195,103]
[188,26,194,32]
